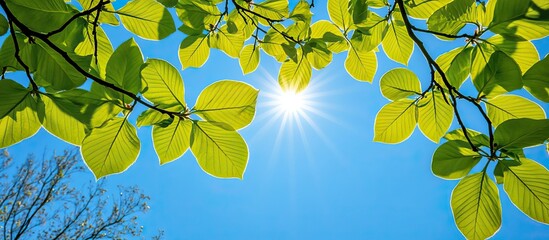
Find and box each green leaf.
[502,158,549,224]
[426,0,476,40]
[404,0,452,19]
[38,94,88,145]
[432,140,481,179]
[239,44,260,75]
[435,46,473,89]
[141,59,185,107]
[153,118,192,165]
[494,118,549,149]
[485,95,546,127]
[278,52,312,92]
[444,128,490,147]
[209,26,244,58]
[352,12,388,52]
[374,99,417,144]
[418,92,454,143]
[179,34,210,69]
[304,40,332,70]
[0,80,41,148]
[523,56,549,102]
[351,0,368,26]
[157,0,178,8]
[105,38,143,99]
[254,0,289,24]
[487,35,539,73]
[32,42,92,91]
[473,51,522,99]
[289,0,313,22]
[6,0,76,33]
[0,14,8,36]
[345,42,377,82]
[194,80,259,130]
[75,24,113,79]
[382,11,413,65]
[310,20,348,53]
[176,0,220,32]
[190,121,248,179]
[136,108,176,128]
[328,0,353,31]
[451,172,501,240]
[77,0,119,25]
[117,0,176,40]
[379,68,421,101]
[487,0,531,29]
[81,117,140,179]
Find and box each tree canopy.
[0,0,548,238]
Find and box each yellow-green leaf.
[523,56,549,102]
[81,117,140,179]
[278,53,312,92]
[502,158,549,224]
[382,12,413,65]
[190,121,248,179]
[239,44,260,75]
[38,94,87,145]
[106,38,143,97]
[118,0,176,40]
[141,59,185,107]
[418,91,454,143]
[153,118,192,165]
[77,0,119,25]
[345,44,377,82]
[451,172,501,240]
[179,34,210,69]
[485,95,546,127]
[194,80,259,130]
[379,68,421,101]
[75,24,113,79]
[209,26,244,58]
[487,35,539,73]
[404,0,452,19]
[0,80,40,148]
[310,20,348,53]
[328,0,353,31]
[374,99,417,143]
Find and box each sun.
[275,90,306,114]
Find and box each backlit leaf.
[379,68,421,101]
[451,172,501,240]
[141,59,185,107]
[81,117,140,179]
[374,99,417,144]
[239,44,260,75]
[179,34,210,69]
[523,56,549,102]
[190,121,248,179]
[418,91,454,143]
[195,80,259,130]
[502,158,549,224]
[494,118,549,149]
[153,118,192,165]
[0,80,40,148]
[118,0,176,40]
[484,95,545,127]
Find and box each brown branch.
[45,0,111,37]
[410,25,476,39]
[0,1,183,118]
[395,0,496,154]
[6,20,38,92]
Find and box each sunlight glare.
[277,91,305,114]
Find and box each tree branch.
[0,0,184,119]
[395,0,496,154]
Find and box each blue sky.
[3,0,549,239]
